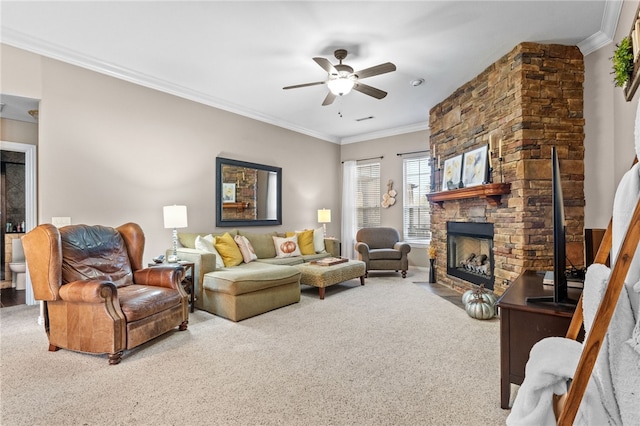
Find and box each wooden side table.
[148,261,195,313]
[496,270,583,408]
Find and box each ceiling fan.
[283,49,396,106]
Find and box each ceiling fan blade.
[354,62,396,79]
[313,57,338,75]
[353,82,388,99]
[322,91,337,106]
[283,81,326,90]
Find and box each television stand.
[496,270,583,409]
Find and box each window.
[403,156,431,244]
[356,162,380,228]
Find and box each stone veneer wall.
[429,43,585,295]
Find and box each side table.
[148,261,195,313]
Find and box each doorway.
[0,141,37,306]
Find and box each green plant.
[612,36,634,87]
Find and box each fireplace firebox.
[447,222,494,289]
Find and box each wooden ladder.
[554,157,640,425]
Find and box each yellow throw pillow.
[297,229,316,255]
[214,232,243,267]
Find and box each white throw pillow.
[234,235,258,263]
[273,235,301,258]
[195,234,224,268]
[313,227,326,253]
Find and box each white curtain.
[342,160,358,259]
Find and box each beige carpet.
[0,272,509,425]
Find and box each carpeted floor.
[0,272,509,425]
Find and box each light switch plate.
[51,217,71,227]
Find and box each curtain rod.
[396,149,430,156]
[341,155,383,164]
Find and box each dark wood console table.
[496,270,583,408]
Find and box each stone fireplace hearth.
[429,42,585,295]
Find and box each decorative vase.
[429,258,436,283]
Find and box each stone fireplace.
[447,222,494,289]
[429,42,585,295]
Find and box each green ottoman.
[295,260,366,299]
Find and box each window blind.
[356,162,381,229]
[403,156,431,243]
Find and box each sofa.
[169,228,340,321]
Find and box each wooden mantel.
[427,182,511,207]
[222,202,250,212]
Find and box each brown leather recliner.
[22,223,189,365]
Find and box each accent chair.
[355,227,411,278]
[22,223,189,364]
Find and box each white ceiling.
[0,1,620,144]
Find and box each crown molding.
[1,29,340,144]
[340,121,430,145]
[579,0,623,55]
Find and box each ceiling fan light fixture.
[327,76,355,96]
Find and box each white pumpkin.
[465,296,495,320]
[461,284,497,306]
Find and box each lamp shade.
[163,205,188,229]
[317,208,331,223]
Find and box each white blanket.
[506,337,609,426]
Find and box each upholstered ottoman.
[200,262,301,321]
[295,260,366,299]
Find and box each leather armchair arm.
[355,242,371,261]
[394,242,412,255]
[133,265,184,290]
[58,280,118,303]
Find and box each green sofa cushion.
[238,231,278,259]
[179,230,238,249]
[204,262,300,295]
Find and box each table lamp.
[317,208,331,237]
[163,205,188,263]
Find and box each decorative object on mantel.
[442,154,463,191]
[462,145,489,188]
[428,246,436,283]
[381,180,397,208]
[488,131,504,183]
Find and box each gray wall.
[340,131,430,267]
[1,45,341,260]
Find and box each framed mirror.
[215,157,282,227]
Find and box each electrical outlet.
[52,217,71,228]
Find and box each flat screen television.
[527,146,578,306]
